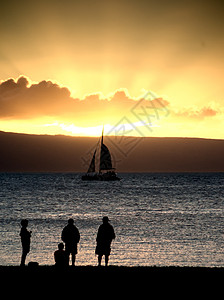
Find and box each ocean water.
[0,172,223,267]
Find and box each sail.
[87,150,96,173]
[100,143,113,170]
[82,127,120,180]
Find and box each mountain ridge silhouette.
[0,131,223,172]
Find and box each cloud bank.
[0,76,170,125]
[0,76,71,119]
[0,76,222,139]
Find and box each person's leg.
[65,250,70,265]
[105,255,109,266]
[20,250,27,266]
[98,254,102,266]
[72,253,76,266]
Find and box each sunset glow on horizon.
[0,0,223,139]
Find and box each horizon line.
[0,130,224,141]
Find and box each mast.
[99,126,104,173]
[101,125,104,145]
[99,125,113,172]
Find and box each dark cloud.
[1,75,219,125]
[0,76,72,118]
[0,76,170,124]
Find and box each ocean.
[0,172,223,267]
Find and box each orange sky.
[0,0,224,139]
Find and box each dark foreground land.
[1,266,223,294]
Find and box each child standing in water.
[20,219,32,266]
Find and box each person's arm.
[61,228,66,242]
[76,228,80,243]
[96,226,101,242]
[111,226,115,240]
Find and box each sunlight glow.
[42,120,161,137]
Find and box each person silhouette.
[95,216,116,266]
[54,243,67,268]
[61,219,80,266]
[20,219,32,266]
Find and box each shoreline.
[1,265,223,273]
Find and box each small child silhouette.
[54,243,67,268]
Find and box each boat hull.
[82,172,120,181]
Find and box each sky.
[0,0,224,138]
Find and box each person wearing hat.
[95,216,116,266]
[61,218,80,266]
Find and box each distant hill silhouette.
[0,131,224,172]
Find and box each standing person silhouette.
[95,216,116,266]
[61,219,80,266]
[20,219,32,266]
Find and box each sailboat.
[82,129,120,181]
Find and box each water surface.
[0,172,223,267]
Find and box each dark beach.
[1,265,223,295]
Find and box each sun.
[58,123,103,137]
